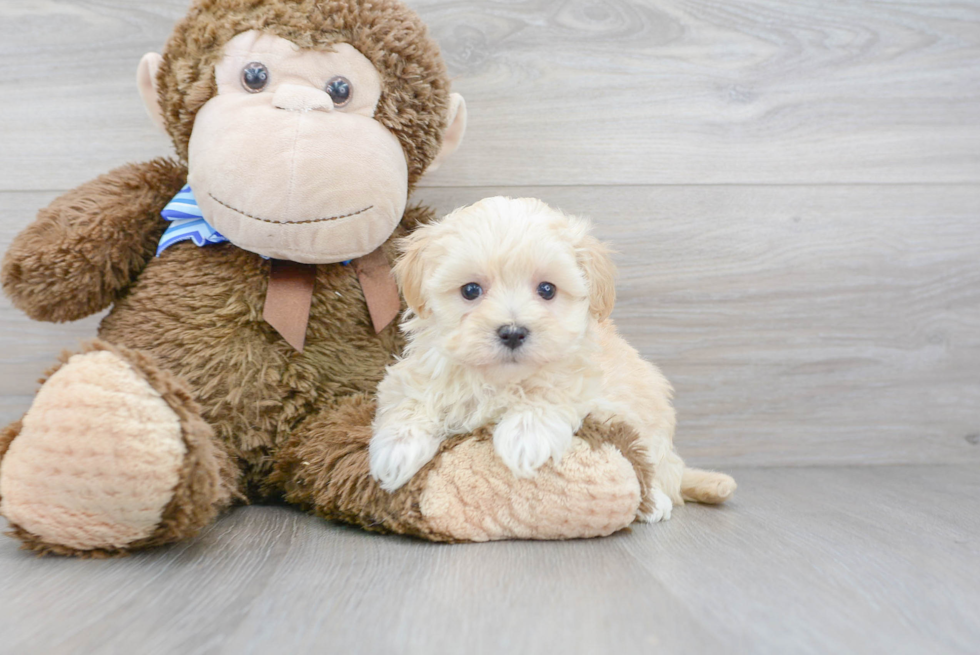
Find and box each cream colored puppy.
[369,197,735,521]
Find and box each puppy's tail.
[681,468,737,504]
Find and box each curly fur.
[371,197,736,513]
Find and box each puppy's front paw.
[492,410,575,477]
[369,425,442,492]
[637,488,673,523]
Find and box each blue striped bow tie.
[157,185,229,256]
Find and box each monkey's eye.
[461,283,483,301]
[241,62,270,93]
[325,76,353,107]
[537,282,557,300]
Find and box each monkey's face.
[186,31,409,263]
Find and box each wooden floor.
[1,466,977,655]
[1,1,979,653]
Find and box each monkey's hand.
[2,158,186,323]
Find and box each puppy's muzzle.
[497,324,529,350]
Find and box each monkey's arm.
[2,159,187,323]
[272,395,651,542]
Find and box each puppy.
[369,197,735,521]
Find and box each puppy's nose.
[497,325,529,350]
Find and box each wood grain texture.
[0,466,976,655]
[3,186,978,466]
[2,2,978,652]
[1,0,979,190]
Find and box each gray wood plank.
[0,0,183,192]
[0,466,976,655]
[1,1,979,190]
[3,186,979,466]
[615,466,980,655]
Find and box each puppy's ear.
[576,232,617,321]
[393,228,432,318]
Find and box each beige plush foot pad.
[0,351,186,551]
[420,439,641,541]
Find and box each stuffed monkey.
[0,0,651,557]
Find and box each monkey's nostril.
[497,325,529,350]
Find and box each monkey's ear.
[426,93,467,174]
[577,232,617,322]
[393,229,433,318]
[137,53,167,133]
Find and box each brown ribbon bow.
[263,247,400,352]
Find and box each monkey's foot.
[420,435,642,541]
[0,342,235,556]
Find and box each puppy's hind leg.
[681,468,737,504]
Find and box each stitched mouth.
[209,193,373,225]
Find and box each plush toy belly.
[97,242,404,488]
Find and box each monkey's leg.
[0,341,239,557]
[271,395,650,542]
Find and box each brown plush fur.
[95,206,431,494]
[157,0,450,186]
[4,0,448,496]
[271,393,454,541]
[1,159,187,323]
[0,420,22,500]
[1,0,646,554]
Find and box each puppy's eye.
[461,282,483,300]
[325,76,353,107]
[242,62,270,93]
[537,282,557,300]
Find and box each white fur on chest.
[377,340,601,438]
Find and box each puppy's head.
[395,197,616,375]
